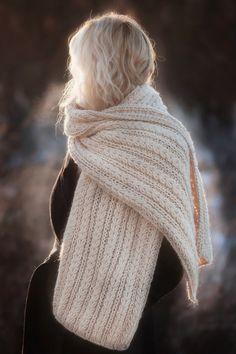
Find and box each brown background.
[0,1,235,353]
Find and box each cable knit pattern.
[52,83,213,351]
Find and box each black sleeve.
[144,237,184,309]
[48,152,81,259]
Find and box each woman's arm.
[47,151,81,262]
[144,237,184,309]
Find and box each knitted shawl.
[52,83,213,351]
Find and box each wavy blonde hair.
[57,11,159,128]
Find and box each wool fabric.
[52,83,213,351]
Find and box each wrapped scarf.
[52,83,213,350]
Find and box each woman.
[22,10,212,354]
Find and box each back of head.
[58,11,158,116]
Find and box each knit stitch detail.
[52,83,213,350]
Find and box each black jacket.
[21,152,184,354]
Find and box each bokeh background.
[0,1,236,353]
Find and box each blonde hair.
[57,11,159,128]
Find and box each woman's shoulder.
[61,151,82,177]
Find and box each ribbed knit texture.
[52,83,213,350]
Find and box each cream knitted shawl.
[52,83,213,351]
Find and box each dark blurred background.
[0,1,235,353]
